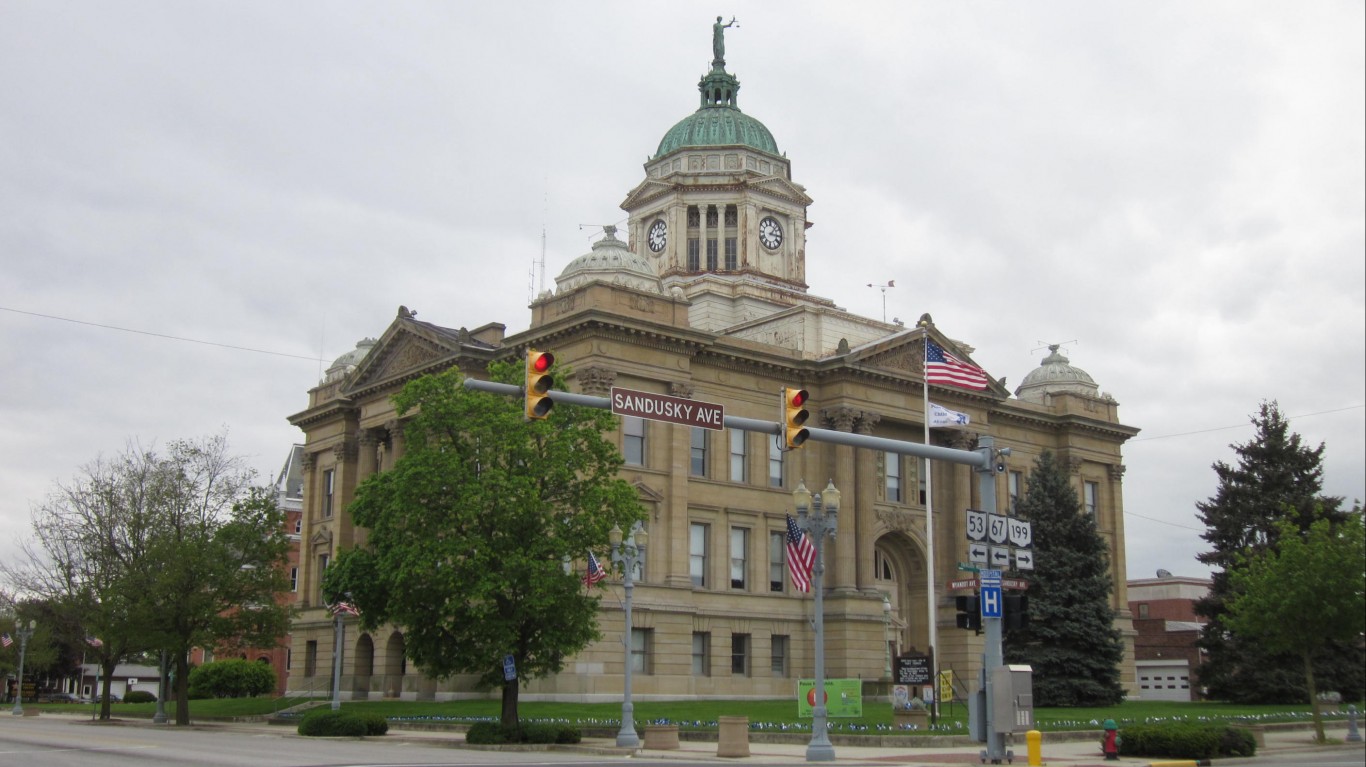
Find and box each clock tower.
[621,22,825,333]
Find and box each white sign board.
[966,510,987,542]
[1008,518,1032,548]
[988,514,1009,545]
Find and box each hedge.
[1117,722,1257,759]
[465,721,581,745]
[297,709,389,737]
[186,659,277,699]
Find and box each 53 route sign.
[965,509,1033,571]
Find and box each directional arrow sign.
[989,546,1011,567]
[1008,518,1033,548]
[1014,549,1035,570]
[968,543,989,564]
[988,514,1009,545]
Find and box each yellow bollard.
[1027,729,1042,766]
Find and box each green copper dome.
[653,22,779,159]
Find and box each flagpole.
[923,339,939,724]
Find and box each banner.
[796,678,863,718]
[928,402,970,428]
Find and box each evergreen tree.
[1194,401,1360,703]
[1003,451,1125,706]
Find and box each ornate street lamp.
[152,650,168,724]
[609,522,648,749]
[794,479,840,762]
[10,619,36,716]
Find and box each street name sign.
[610,387,725,430]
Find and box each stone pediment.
[749,175,813,206]
[621,179,675,210]
[344,308,474,394]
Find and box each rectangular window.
[769,531,786,592]
[623,417,646,466]
[631,628,652,674]
[294,516,302,535]
[689,522,708,587]
[322,469,335,518]
[885,451,902,502]
[692,632,710,676]
[1137,603,1149,619]
[316,553,330,602]
[729,429,747,483]
[285,647,292,671]
[1009,471,1023,513]
[768,437,784,488]
[687,238,700,271]
[918,458,928,504]
[305,641,318,677]
[731,633,751,676]
[771,635,789,677]
[724,237,737,270]
[729,527,749,590]
[706,238,718,271]
[1084,481,1099,516]
[290,566,299,592]
[690,427,708,477]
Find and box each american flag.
[583,551,607,586]
[1,632,12,648]
[85,635,104,648]
[785,514,816,593]
[330,601,360,618]
[925,340,989,391]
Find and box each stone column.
[385,419,405,463]
[299,450,318,607]
[821,407,860,593]
[668,382,695,588]
[1107,464,1129,608]
[853,412,881,593]
[357,430,379,480]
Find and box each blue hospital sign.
[980,569,1002,618]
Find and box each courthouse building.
[285,26,1139,701]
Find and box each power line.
[1128,405,1364,443]
[0,305,327,363]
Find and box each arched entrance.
[873,530,932,658]
[352,633,374,699]
[381,631,406,699]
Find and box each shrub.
[1118,722,1256,759]
[297,709,388,737]
[465,721,580,745]
[123,690,157,704]
[187,659,277,699]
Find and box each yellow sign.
[939,669,955,702]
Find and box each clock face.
[647,219,668,252]
[759,216,783,250]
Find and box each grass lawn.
[41,696,1347,734]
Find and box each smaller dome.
[324,338,377,383]
[1015,345,1099,403]
[555,226,662,294]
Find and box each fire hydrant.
[1102,719,1121,761]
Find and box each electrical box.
[968,687,987,742]
[990,664,1034,733]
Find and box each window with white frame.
[623,417,646,466]
[322,469,335,518]
[631,628,652,674]
[692,632,710,676]
[771,634,789,676]
[729,429,748,483]
[729,527,748,590]
[885,451,902,502]
[689,522,709,587]
[769,531,785,592]
[768,437,784,488]
[691,427,708,477]
[1084,481,1099,516]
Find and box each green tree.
[325,363,644,729]
[1226,514,1366,742]
[1194,401,1359,702]
[1003,451,1125,706]
[6,434,292,724]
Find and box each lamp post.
[10,619,36,716]
[882,594,893,680]
[794,479,840,763]
[152,650,168,724]
[609,521,647,749]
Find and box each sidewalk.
[37,710,1366,766]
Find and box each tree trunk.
[99,658,117,720]
[1302,651,1324,743]
[500,676,519,732]
[174,651,191,726]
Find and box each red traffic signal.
[783,387,810,450]
[525,350,555,420]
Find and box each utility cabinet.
[990,664,1034,733]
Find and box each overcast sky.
[2,1,1362,585]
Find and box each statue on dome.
[712,16,737,64]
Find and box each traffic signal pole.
[973,435,1009,764]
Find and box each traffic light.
[525,349,555,420]
[1004,594,1029,630]
[782,387,810,450]
[955,594,982,632]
